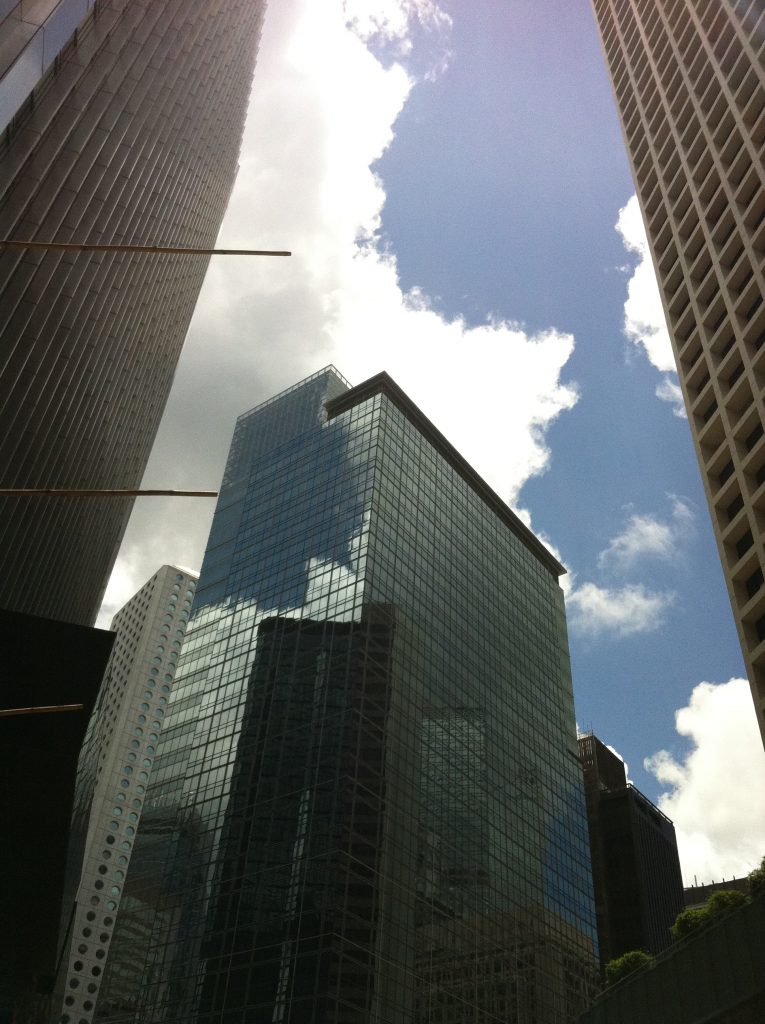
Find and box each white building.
[57,565,198,1024]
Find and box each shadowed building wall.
[0,0,265,626]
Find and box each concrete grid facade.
[56,564,197,1024]
[0,0,265,626]
[590,0,765,744]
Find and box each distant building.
[684,876,751,911]
[581,892,765,1024]
[579,734,684,964]
[95,367,599,1023]
[0,609,114,1024]
[54,565,197,1024]
[590,0,765,745]
[0,0,265,626]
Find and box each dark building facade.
[589,0,765,744]
[0,609,114,1024]
[579,734,684,965]
[0,0,265,626]
[94,367,598,1023]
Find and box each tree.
[604,950,652,987]
[670,906,708,941]
[748,855,765,898]
[671,888,748,941]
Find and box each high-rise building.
[54,565,197,1024]
[589,0,765,744]
[578,734,684,966]
[0,609,114,1024]
[94,368,598,1024]
[0,0,265,626]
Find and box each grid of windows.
[56,566,198,1024]
[590,0,765,742]
[96,368,598,1023]
[0,0,265,626]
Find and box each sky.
[99,0,765,885]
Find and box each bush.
[748,856,765,898]
[671,888,748,941]
[604,950,652,987]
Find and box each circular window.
[86,983,97,994]
[106,900,117,912]
[103,916,114,926]
[120,779,129,789]
[102,850,111,860]
[123,766,133,776]
[150,668,159,676]
[108,821,118,832]
[105,835,114,846]
[121,841,131,851]
[116,793,125,804]
[138,771,149,782]
[127,752,137,762]
[90,896,99,906]
[117,856,128,867]
[98,866,107,875]
[77,943,87,954]
[69,979,78,989]
[94,881,104,891]
[134,727,143,736]
[126,826,135,837]
[83,925,92,935]
[110,885,120,896]
[100,931,110,942]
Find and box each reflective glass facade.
[96,368,597,1023]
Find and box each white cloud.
[98,0,579,622]
[656,375,687,418]
[616,195,675,374]
[645,678,765,884]
[566,581,674,638]
[597,496,695,572]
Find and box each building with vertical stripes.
[0,0,265,626]
[55,564,197,1024]
[590,0,765,744]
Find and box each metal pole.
[0,240,290,256]
[0,488,218,497]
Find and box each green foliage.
[705,889,747,915]
[748,856,765,897]
[671,888,749,941]
[604,949,652,987]
[670,906,708,940]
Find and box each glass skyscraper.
[95,368,597,1023]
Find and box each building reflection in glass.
[96,368,598,1023]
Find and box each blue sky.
[102,0,765,882]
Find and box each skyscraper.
[589,0,765,744]
[94,368,598,1024]
[0,0,265,626]
[578,734,684,966]
[55,564,197,1024]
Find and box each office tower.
[94,367,598,1024]
[578,734,684,965]
[0,0,265,626]
[589,0,765,743]
[0,609,114,1024]
[54,565,197,1024]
